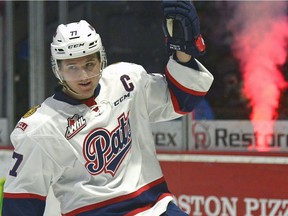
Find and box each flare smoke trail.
[227,2,288,150]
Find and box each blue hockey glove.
[162,1,206,57]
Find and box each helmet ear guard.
[51,56,62,81]
[99,46,107,73]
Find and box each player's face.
[59,53,101,100]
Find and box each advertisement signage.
[159,153,288,216]
[189,120,288,152]
[151,118,185,151]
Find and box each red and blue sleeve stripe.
[165,67,206,114]
[2,193,46,216]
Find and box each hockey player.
[2,1,213,215]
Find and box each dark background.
[8,1,288,122]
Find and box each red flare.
[229,2,288,150]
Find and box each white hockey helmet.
[51,20,107,82]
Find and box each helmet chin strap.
[59,80,81,97]
[59,73,102,99]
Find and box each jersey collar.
[53,84,101,105]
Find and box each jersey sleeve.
[165,56,214,114]
[141,57,213,122]
[2,134,61,216]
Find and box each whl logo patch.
[83,112,132,176]
[65,114,86,139]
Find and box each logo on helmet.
[68,43,85,49]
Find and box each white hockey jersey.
[3,57,213,216]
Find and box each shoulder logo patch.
[23,105,41,118]
[65,114,86,139]
[15,122,28,131]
